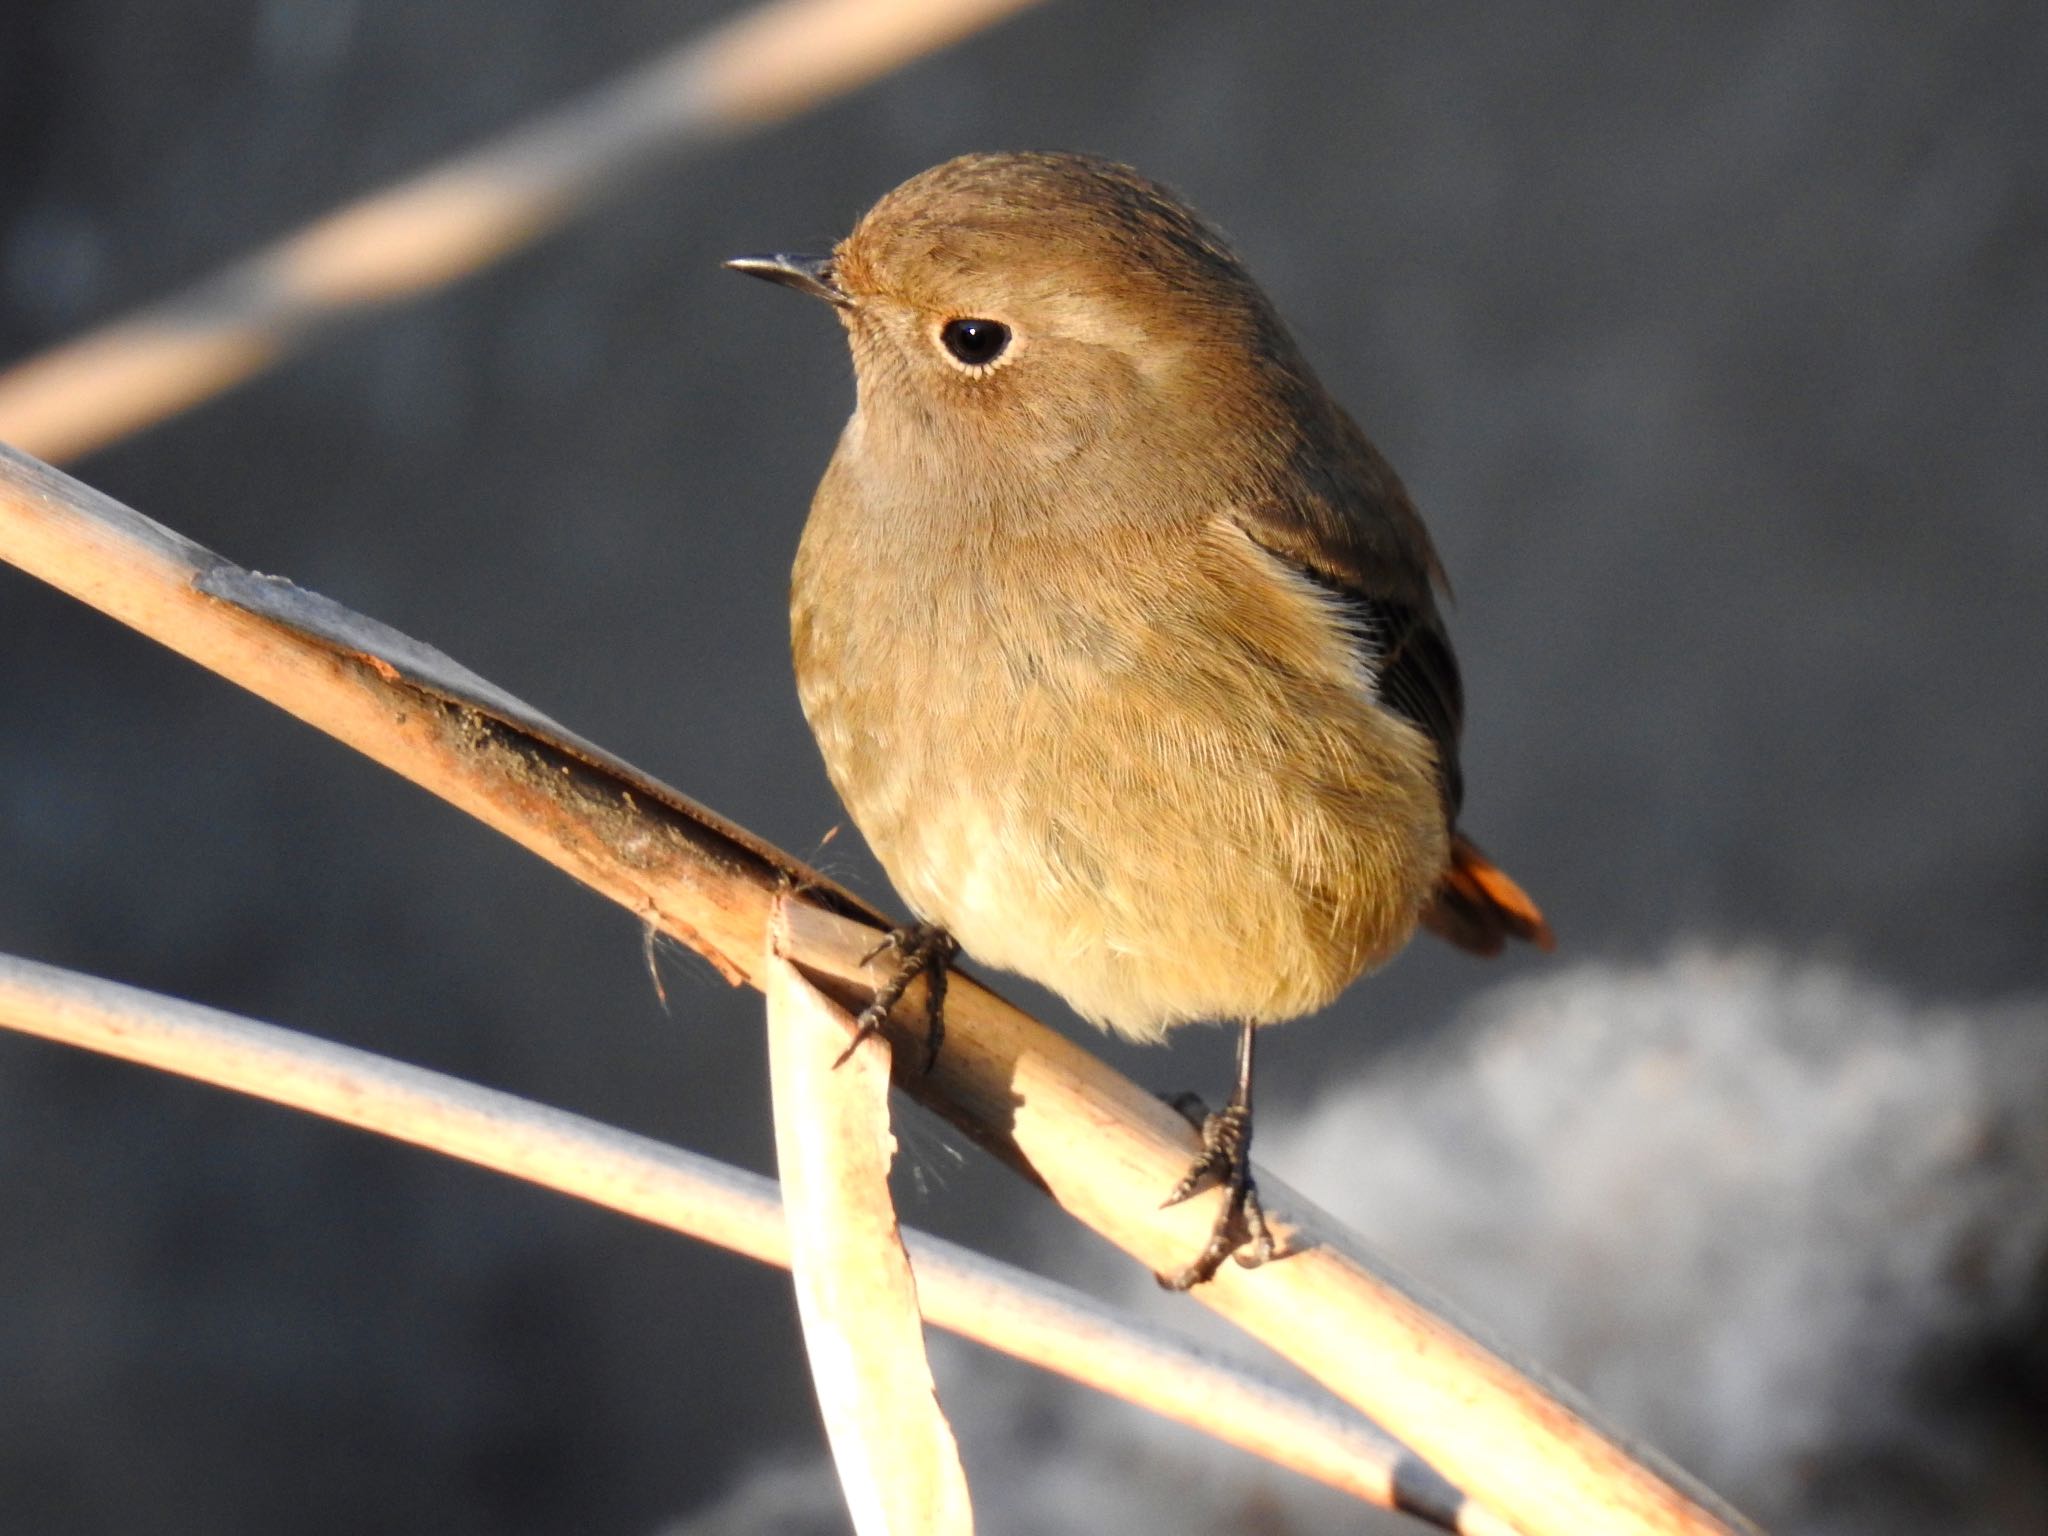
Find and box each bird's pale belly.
[796,616,1448,1043]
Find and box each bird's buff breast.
[790,517,1446,1042]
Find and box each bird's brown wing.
[1226,403,1467,818]
[1229,398,1551,955]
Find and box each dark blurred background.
[2,2,2043,1532]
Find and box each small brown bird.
[731,152,1551,1288]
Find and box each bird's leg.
[840,922,958,1073]
[1158,1021,1277,1290]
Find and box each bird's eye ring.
[938,317,1012,370]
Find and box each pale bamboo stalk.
[0,0,1045,463]
[0,950,1481,1529]
[766,932,975,1535]
[0,441,1757,1536]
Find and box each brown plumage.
[732,152,1550,1285]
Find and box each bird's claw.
[840,922,957,1073]
[1157,1099,1277,1289]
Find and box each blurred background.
[1,2,2044,1532]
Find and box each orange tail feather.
[1421,834,1555,957]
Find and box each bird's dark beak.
[724,252,848,307]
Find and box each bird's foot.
[1157,1096,1276,1290]
[841,923,957,1073]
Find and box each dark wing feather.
[1249,547,1466,817]
[1351,590,1465,816]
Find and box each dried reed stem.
[0,0,1045,462]
[0,441,1758,1536]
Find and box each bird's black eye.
[939,317,1011,368]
